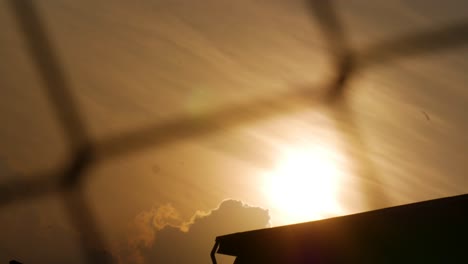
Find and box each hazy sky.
[1,0,468,263]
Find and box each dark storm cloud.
[120,199,270,264]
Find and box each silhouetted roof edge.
[212,193,468,263]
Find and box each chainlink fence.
[2,0,468,263]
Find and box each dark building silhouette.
[211,194,468,263]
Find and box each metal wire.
[2,0,468,263]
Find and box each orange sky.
[1,0,468,263]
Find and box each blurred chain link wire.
[2,0,468,263]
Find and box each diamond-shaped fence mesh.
[2,0,468,263]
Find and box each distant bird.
[152,164,161,174]
[421,110,430,121]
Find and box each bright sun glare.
[263,145,344,224]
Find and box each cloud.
[2,159,269,264]
[118,203,186,263]
[119,199,270,264]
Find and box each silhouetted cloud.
[119,199,270,264]
[2,161,268,264]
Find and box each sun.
[262,145,344,224]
